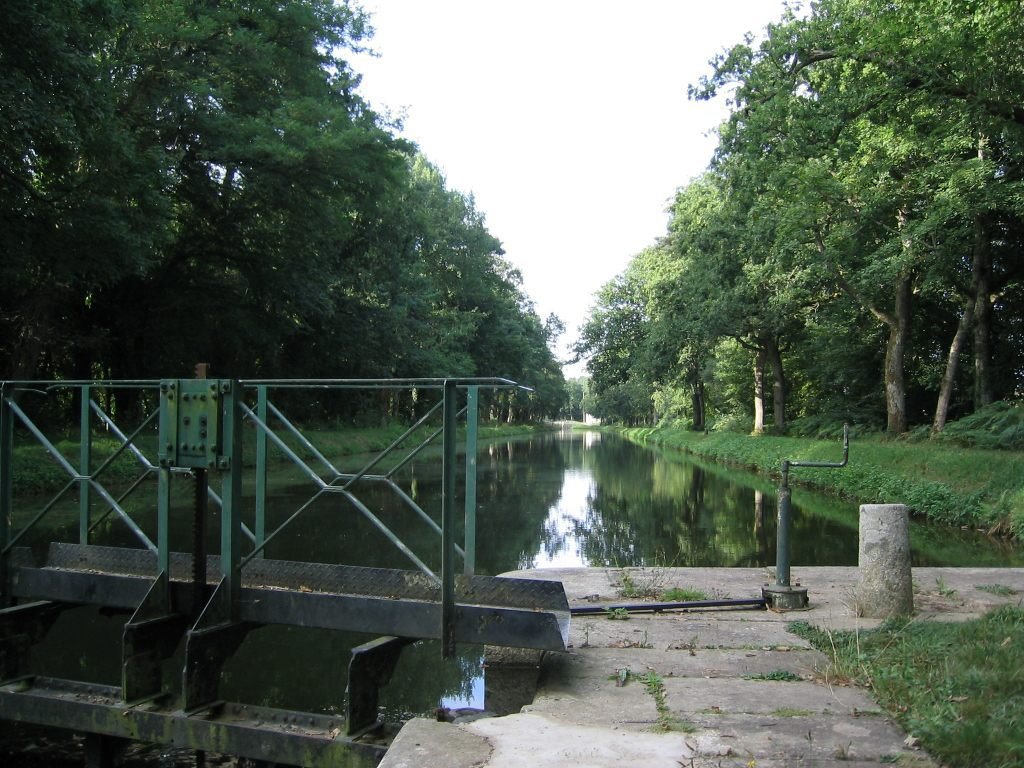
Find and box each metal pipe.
[441,381,457,658]
[239,403,327,490]
[341,490,439,583]
[570,598,767,616]
[773,424,850,591]
[386,480,466,560]
[267,399,343,477]
[464,386,478,576]
[345,400,443,488]
[89,400,157,469]
[776,480,793,587]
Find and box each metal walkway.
[0,376,570,767]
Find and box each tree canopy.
[577,0,1024,435]
[0,0,565,420]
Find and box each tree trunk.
[884,276,912,435]
[764,335,787,432]
[972,213,994,409]
[690,378,706,432]
[933,297,974,434]
[753,348,766,435]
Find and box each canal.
[5,429,1022,763]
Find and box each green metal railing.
[0,377,524,650]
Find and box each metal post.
[441,380,457,658]
[156,383,172,580]
[220,380,243,618]
[79,384,92,544]
[0,386,12,607]
[463,385,478,576]
[157,466,171,579]
[775,464,792,588]
[254,385,269,557]
[763,425,849,611]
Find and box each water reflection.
[494,432,1023,571]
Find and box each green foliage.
[743,670,802,682]
[578,0,1024,437]
[660,587,708,602]
[933,401,1024,451]
[791,608,1024,767]
[0,0,564,419]
[622,420,1024,537]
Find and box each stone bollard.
[857,504,914,618]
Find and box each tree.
[692,0,1024,433]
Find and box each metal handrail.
[1,377,520,656]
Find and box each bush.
[935,400,1024,451]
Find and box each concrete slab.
[378,567,1017,768]
[377,717,491,768]
[674,713,929,766]
[543,647,827,682]
[463,712,695,768]
[661,677,879,715]
[570,612,813,650]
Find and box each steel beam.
[0,677,384,768]
[10,544,571,652]
[345,636,416,736]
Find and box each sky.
[351,1,789,376]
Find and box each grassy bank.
[792,609,1024,767]
[619,426,1024,540]
[8,421,557,496]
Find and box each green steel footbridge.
[0,376,570,767]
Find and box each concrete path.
[379,566,1024,768]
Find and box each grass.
[620,420,1024,540]
[790,607,1024,767]
[744,669,802,682]
[639,671,694,733]
[617,570,712,603]
[977,584,1019,597]
[660,586,709,602]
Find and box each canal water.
[5,429,1023,762]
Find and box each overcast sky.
[351,1,789,375]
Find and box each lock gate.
[0,376,570,767]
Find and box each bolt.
[183,416,191,426]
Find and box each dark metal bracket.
[122,573,188,705]
[0,601,68,683]
[182,577,255,713]
[345,635,417,736]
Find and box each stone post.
[857,504,913,618]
